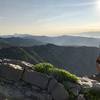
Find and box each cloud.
[0,17,4,20]
[34,11,81,24]
[59,2,96,7]
[0,16,7,21]
[32,1,96,8]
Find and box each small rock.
[25,91,33,97]
[77,94,86,100]
[32,85,41,91]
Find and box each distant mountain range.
[0,34,100,47]
[79,32,100,38]
[0,34,100,76]
[0,44,99,76]
[0,37,45,48]
[29,35,100,47]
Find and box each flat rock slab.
[23,70,49,90]
[2,59,33,69]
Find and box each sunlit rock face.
[0,59,69,100]
[0,58,100,100]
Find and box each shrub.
[50,68,79,83]
[34,62,54,74]
[34,63,79,83]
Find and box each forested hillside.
[0,44,99,76]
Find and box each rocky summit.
[0,59,100,100]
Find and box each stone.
[0,64,23,81]
[51,83,69,100]
[24,98,33,100]
[0,84,24,99]
[32,85,41,91]
[71,88,80,96]
[92,83,100,91]
[42,94,52,100]
[23,70,49,90]
[77,94,86,100]
[31,91,52,100]
[79,77,93,88]
[93,82,100,88]
[48,78,58,93]
[63,81,81,96]
[91,74,100,82]
[21,61,33,69]
[1,59,33,70]
[25,91,33,97]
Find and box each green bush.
[34,63,54,74]
[50,68,79,83]
[34,63,79,83]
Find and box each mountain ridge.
[0,34,100,47]
[0,44,99,76]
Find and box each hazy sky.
[0,0,100,35]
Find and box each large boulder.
[26,91,52,100]
[51,83,69,100]
[48,79,69,100]
[78,77,93,88]
[23,69,49,90]
[0,63,23,81]
[48,78,58,93]
[0,84,24,99]
[2,59,33,69]
[63,81,81,96]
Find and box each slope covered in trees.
[0,44,99,76]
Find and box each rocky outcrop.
[0,59,69,100]
[79,77,100,91]
[0,59,100,100]
[23,69,49,90]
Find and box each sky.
[0,0,100,36]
